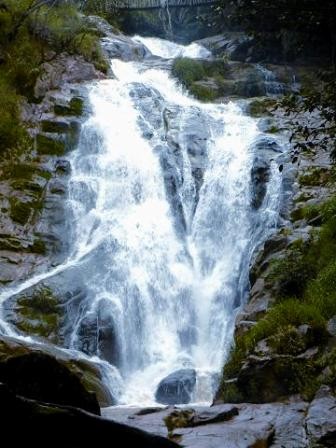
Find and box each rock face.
[0,352,100,415]
[0,383,180,448]
[103,388,336,448]
[306,387,336,446]
[155,369,196,405]
[0,334,115,407]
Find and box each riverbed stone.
[155,369,197,405]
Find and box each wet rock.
[327,316,336,337]
[75,299,120,366]
[34,54,105,99]
[155,369,196,405]
[306,386,336,446]
[250,157,270,209]
[196,33,250,60]
[55,159,71,176]
[102,406,173,438]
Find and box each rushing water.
[0,37,285,406]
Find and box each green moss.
[221,380,244,403]
[172,57,206,87]
[306,262,336,318]
[31,238,47,255]
[0,77,30,154]
[41,120,70,133]
[291,204,320,222]
[0,235,24,252]
[222,299,326,381]
[267,126,280,134]
[269,246,316,298]
[19,288,59,314]
[164,410,194,433]
[54,98,84,117]
[221,193,336,402]
[36,134,66,156]
[189,83,216,102]
[0,163,51,182]
[248,98,277,117]
[9,198,33,225]
[299,167,331,187]
[16,288,61,342]
[267,325,306,355]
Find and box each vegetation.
[214,1,336,161]
[0,0,108,155]
[221,194,336,399]
[16,287,62,342]
[172,57,228,101]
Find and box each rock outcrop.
[0,334,115,407]
[155,369,197,405]
[0,383,179,448]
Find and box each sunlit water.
[0,36,284,406]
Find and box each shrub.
[306,262,336,319]
[269,247,316,298]
[222,299,326,379]
[0,77,29,153]
[172,57,206,87]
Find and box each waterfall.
[0,37,285,406]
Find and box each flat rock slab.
[103,401,310,448]
[102,406,172,437]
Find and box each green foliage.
[54,97,84,116]
[172,57,206,87]
[189,83,216,102]
[17,287,61,342]
[0,78,30,153]
[9,198,30,225]
[223,299,326,379]
[299,167,331,186]
[306,262,336,319]
[269,246,316,298]
[19,287,59,314]
[222,193,336,400]
[248,98,276,117]
[36,134,65,156]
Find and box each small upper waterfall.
[0,36,285,406]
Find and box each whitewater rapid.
[0,36,284,406]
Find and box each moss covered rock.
[54,97,84,116]
[14,287,62,344]
[0,334,114,407]
[36,133,66,156]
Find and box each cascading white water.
[0,36,284,406]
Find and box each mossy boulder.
[0,334,115,407]
[36,133,66,156]
[247,98,276,117]
[13,287,62,344]
[0,234,47,254]
[0,351,100,414]
[54,97,84,116]
[41,120,72,133]
[9,198,37,225]
[299,167,331,187]
[221,354,319,403]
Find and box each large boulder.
[222,350,319,404]
[0,335,115,407]
[306,386,336,446]
[250,157,270,209]
[155,369,196,405]
[0,383,179,448]
[0,352,100,415]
